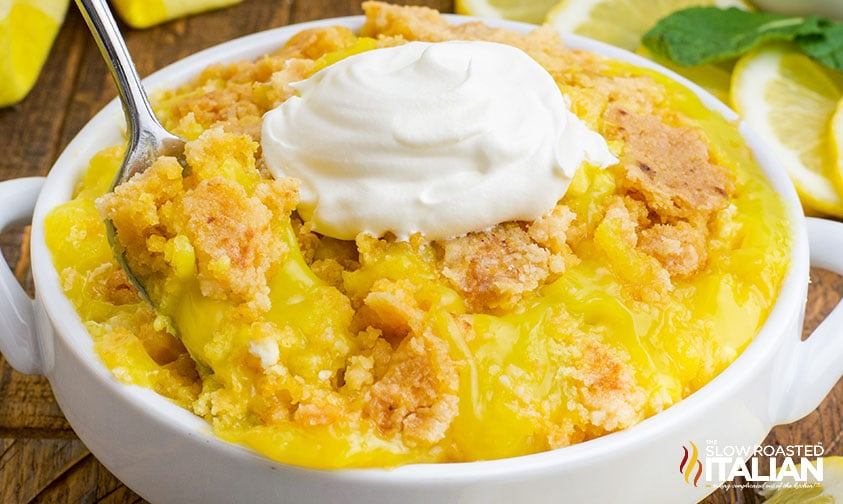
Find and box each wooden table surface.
[0,1,841,502]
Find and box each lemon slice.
[110,0,242,29]
[0,0,69,107]
[760,456,843,503]
[546,0,749,51]
[731,44,843,218]
[455,0,560,24]
[829,98,843,200]
[636,46,733,104]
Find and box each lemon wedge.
[761,456,843,503]
[545,0,749,51]
[110,0,242,29]
[0,0,69,107]
[455,0,560,24]
[731,44,843,218]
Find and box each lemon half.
[0,0,69,107]
[761,456,843,503]
[110,0,242,29]
[545,0,749,51]
[731,44,843,217]
[455,0,560,24]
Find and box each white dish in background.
[0,14,842,504]
[752,0,843,19]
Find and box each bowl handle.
[0,177,46,375]
[777,217,843,424]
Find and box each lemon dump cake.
[45,2,790,468]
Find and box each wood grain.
[0,1,838,502]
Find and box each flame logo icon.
[680,441,703,487]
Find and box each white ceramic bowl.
[2,15,843,504]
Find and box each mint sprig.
[641,7,843,71]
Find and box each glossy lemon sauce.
[45,37,791,469]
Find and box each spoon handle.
[74,0,180,186]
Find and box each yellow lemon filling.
[45,3,790,469]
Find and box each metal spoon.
[75,0,187,304]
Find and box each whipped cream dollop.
[261,40,617,240]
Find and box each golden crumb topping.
[44,2,791,469]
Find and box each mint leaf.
[642,8,808,64]
[641,7,843,71]
[797,22,843,69]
